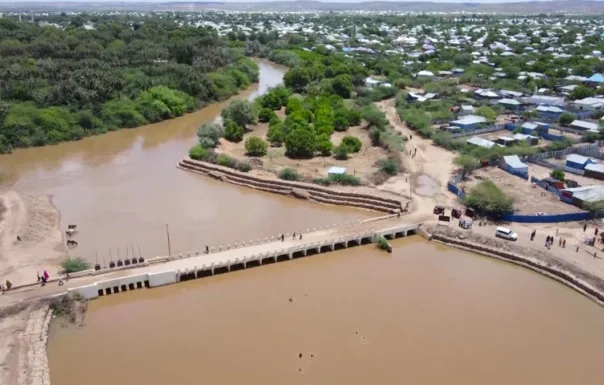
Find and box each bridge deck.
[0,217,420,306]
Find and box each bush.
[189,144,210,160]
[551,169,565,181]
[377,157,399,175]
[236,161,252,172]
[197,122,223,148]
[475,105,497,122]
[279,168,301,181]
[216,153,235,168]
[244,136,268,156]
[341,136,362,153]
[347,109,362,126]
[315,133,333,156]
[333,144,350,160]
[559,112,576,126]
[285,128,316,159]
[267,121,286,146]
[369,127,381,146]
[221,100,256,128]
[60,257,90,274]
[465,180,514,218]
[223,120,244,142]
[258,108,276,123]
[328,173,360,186]
[375,236,390,251]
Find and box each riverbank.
[179,157,407,213]
[426,224,604,306]
[0,191,66,286]
[0,302,51,385]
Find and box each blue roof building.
[566,154,596,170]
[451,115,487,130]
[587,73,604,85]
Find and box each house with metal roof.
[573,97,604,112]
[584,163,604,181]
[512,133,539,146]
[500,155,528,175]
[569,120,600,131]
[451,115,487,130]
[561,185,604,207]
[566,154,597,170]
[466,136,496,149]
[586,73,604,86]
[497,98,522,110]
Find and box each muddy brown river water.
[0,60,372,264]
[3,59,604,385]
[48,238,604,385]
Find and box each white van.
[495,226,518,241]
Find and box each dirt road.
[376,99,457,219]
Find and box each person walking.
[205,245,209,254]
[556,228,559,237]
[281,234,285,242]
[584,223,587,232]
[37,271,41,282]
[596,228,599,236]
[293,232,296,240]
[562,239,566,248]
[299,233,303,240]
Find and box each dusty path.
[0,191,67,286]
[376,99,457,219]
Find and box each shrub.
[267,120,285,146]
[375,236,390,251]
[258,108,276,123]
[315,133,333,156]
[333,144,349,160]
[221,100,256,128]
[60,257,90,274]
[279,168,301,181]
[328,173,360,186]
[244,136,268,156]
[347,109,362,126]
[285,128,316,158]
[216,153,235,168]
[551,169,565,181]
[224,120,244,142]
[341,136,362,153]
[559,112,576,126]
[369,127,381,146]
[197,122,223,148]
[189,144,210,160]
[236,161,252,172]
[465,180,514,218]
[377,157,399,175]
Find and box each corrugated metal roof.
[452,115,487,125]
[503,155,528,170]
[466,136,495,149]
[563,185,604,203]
[566,154,595,165]
[570,120,599,131]
[585,163,604,174]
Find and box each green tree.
[333,144,349,160]
[244,136,268,156]
[267,121,286,146]
[361,105,388,129]
[285,128,316,158]
[197,122,224,148]
[258,108,276,123]
[283,68,311,92]
[454,154,480,179]
[475,106,497,122]
[221,100,256,128]
[570,85,595,101]
[332,74,353,99]
[559,112,576,126]
[189,144,209,160]
[315,133,333,156]
[465,180,514,218]
[224,120,244,143]
[551,169,565,181]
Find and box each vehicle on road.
[495,226,518,241]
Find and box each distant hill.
[1,0,603,14]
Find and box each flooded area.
[48,237,604,385]
[0,59,372,264]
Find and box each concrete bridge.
[0,218,421,305]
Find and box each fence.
[450,124,505,139]
[499,212,590,223]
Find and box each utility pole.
[166,224,172,257]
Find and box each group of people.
[544,235,566,249]
[37,270,50,286]
[281,232,303,242]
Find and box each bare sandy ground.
[0,303,51,385]
[376,99,457,219]
[0,191,67,286]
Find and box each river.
[0,59,372,264]
[48,237,604,385]
[3,59,604,384]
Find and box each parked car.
[433,205,445,215]
[495,226,518,241]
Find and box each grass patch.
[60,257,90,274]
